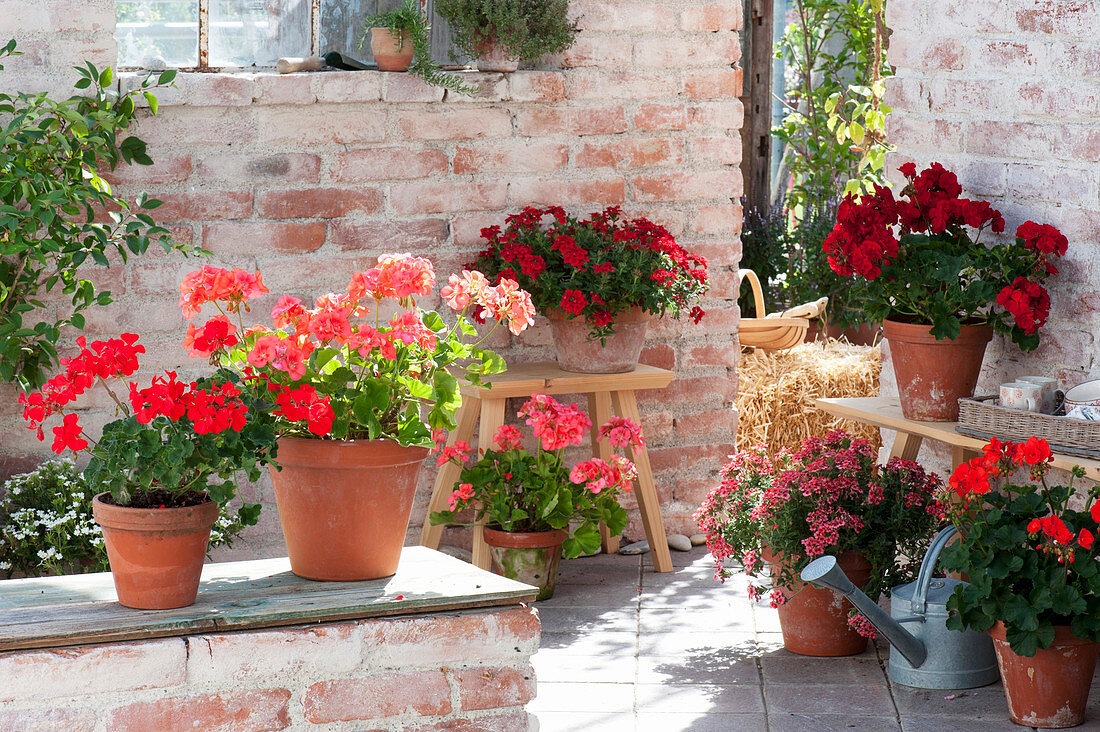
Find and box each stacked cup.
[1000,376,1057,414]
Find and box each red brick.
[454,142,568,174]
[632,170,740,202]
[329,219,448,252]
[1015,1,1100,34]
[688,100,744,130]
[390,181,507,214]
[197,153,321,183]
[568,70,680,100]
[405,714,530,732]
[507,72,567,102]
[382,73,445,102]
[0,707,96,732]
[312,70,383,103]
[577,139,683,169]
[561,36,634,68]
[572,1,678,31]
[105,689,291,732]
[649,442,737,474]
[681,4,744,31]
[396,109,513,140]
[691,136,742,165]
[155,191,253,222]
[304,672,451,723]
[693,204,743,235]
[203,221,326,255]
[255,74,314,104]
[452,214,510,249]
[640,343,676,370]
[683,68,742,99]
[101,154,192,185]
[332,148,448,182]
[637,376,737,407]
[888,37,964,71]
[966,121,1055,158]
[257,187,383,219]
[635,36,740,68]
[358,607,540,666]
[515,106,628,137]
[634,103,688,131]
[255,107,386,146]
[676,408,737,438]
[510,178,626,207]
[455,665,536,711]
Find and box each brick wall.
[0,1,744,556]
[0,606,539,731]
[883,0,1099,472]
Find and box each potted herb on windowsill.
[435,0,578,72]
[430,394,641,600]
[180,259,535,582]
[359,0,477,94]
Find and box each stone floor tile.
[765,683,896,716]
[899,715,1024,732]
[557,564,643,586]
[635,712,768,731]
[527,681,635,714]
[531,710,634,731]
[760,655,888,685]
[636,654,760,685]
[538,605,638,634]
[767,713,901,731]
[540,631,637,656]
[638,606,754,634]
[540,581,642,609]
[635,682,765,714]
[637,630,756,658]
[532,652,637,683]
[889,683,1011,720]
[638,583,739,610]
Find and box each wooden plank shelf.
[0,546,537,652]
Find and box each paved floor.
[527,546,1100,732]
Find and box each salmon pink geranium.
[942,437,1100,657]
[430,393,641,558]
[179,255,534,445]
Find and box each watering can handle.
[912,525,959,613]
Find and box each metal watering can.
[800,526,999,689]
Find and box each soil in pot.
[883,319,993,422]
[271,437,429,581]
[767,550,873,656]
[546,307,650,374]
[483,527,567,601]
[990,622,1099,728]
[371,28,414,71]
[92,493,218,610]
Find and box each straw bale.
[736,340,882,454]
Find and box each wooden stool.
[419,362,675,573]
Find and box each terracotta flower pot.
[546,307,650,374]
[483,527,567,601]
[766,549,873,656]
[474,38,519,73]
[989,622,1099,728]
[92,493,218,610]
[371,28,414,72]
[882,319,993,422]
[271,437,429,581]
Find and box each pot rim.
[275,436,430,468]
[882,319,994,346]
[92,492,218,531]
[483,526,568,549]
[988,620,1099,648]
[545,306,651,324]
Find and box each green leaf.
[143,92,159,115]
[848,122,865,144]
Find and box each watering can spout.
[800,556,928,669]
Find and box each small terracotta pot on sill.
[371,28,414,72]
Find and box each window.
[116,1,458,71]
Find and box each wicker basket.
[956,396,1100,459]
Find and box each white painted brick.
[186,624,363,684]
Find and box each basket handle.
[737,269,767,318]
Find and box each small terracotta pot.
[271,437,429,581]
[474,38,519,72]
[92,493,218,610]
[546,307,650,374]
[371,27,414,71]
[883,319,993,422]
[483,527,567,601]
[990,622,1099,728]
[765,549,873,656]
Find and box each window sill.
[118,68,567,108]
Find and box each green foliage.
[0,459,250,578]
[941,454,1100,657]
[435,0,578,62]
[774,0,891,210]
[0,40,194,390]
[359,0,478,95]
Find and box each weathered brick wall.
[0,606,539,731]
[883,0,1099,471]
[0,0,743,556]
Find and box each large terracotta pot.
[92,493,218,610]
[271,437,429,581]
[483,527,567,601]
[474,38,519,72]
[546,307,650,374]
[883,319,993,422]
[766,549,873,656]
[370,28,414,71]
[990,622,1099,728]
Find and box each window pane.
[210,0,312,68]
[320,0,372,61]
[116,0,199,67]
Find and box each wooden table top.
[0,547,536,651]
[816,396,1100,481]
[462,361,675,399]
